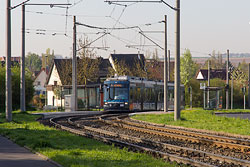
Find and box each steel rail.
[100,116,250,152]
[116,116,250,146]
[49,116,215,167]
[67,117,250,167]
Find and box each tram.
[103,76,185,111]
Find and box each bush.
[0,65,35,111]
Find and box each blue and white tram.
[103,76,185,111]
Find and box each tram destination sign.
[110,84,124,87]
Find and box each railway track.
[48,114,250,167]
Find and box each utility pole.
[45,55,47,106]
[207,60,210,108]
[19,3,71,111]
[168,50,170,81]
[72,16,77,111]
[6,0,12,121]
[248,63,250,109]
[190,86,192,109]
[164,15,168,113]
[231,77,233,109]
[105,0,181,119]
[244,87,246,110]
[226,49,229,110]
[20,4,26,112]
[174,0,181,120]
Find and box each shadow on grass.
[0,127,116,151]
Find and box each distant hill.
[193,53,250,66]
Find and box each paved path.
[0,135,57,167]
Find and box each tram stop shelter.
[200,84,223,110]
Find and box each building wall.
[47,64,63,107]
[48,65,62,86]
[34,70,47,94]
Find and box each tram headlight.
[125,102,128,105]
[104,102,108,105]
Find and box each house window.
[37,81,40,86]
[54,81,57,86]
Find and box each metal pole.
[231,77,233,109]
[207,60,210,108]
[168,50,170,81]
[45,56,47,106]
[174,0,180,120]
[248,63,250,108]
[244,88,246,110]
[164,15,168,113]
[203,89,206,109]
[20,4,26,112]
[6,0,12,121]
[226,49,229,110]
[190,86,192,109]
[72,16,77,111]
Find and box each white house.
[34,68,48,95]
[46,60,64,107]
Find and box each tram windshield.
[104,84,129,101]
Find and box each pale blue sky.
[1,0,250,59]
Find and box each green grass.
[132,108,250,136]
[0,111,180,167]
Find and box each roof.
[196,69,227,80]
[47,58,111,85]
[34,68,48,80]
[146,59,174,81]
[110,54,145,69]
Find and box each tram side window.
[137,87,141,102]
[144,88,149,102]
[130,87,134,102]
[151,88,155,103]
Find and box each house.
[45,53,174,110]
[33,68,48,95]
[0,56,20,66]
[46,58,111,109]
[146,59,174,81]
[196,69,227,81]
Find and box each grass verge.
[132,108,250,136]
[0,111,179,167]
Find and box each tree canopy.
[180,49,199,86]
[25,52,42,73]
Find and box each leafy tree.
[78,38,101,108]
[0,65,35,111]
[180,49,199,86]
[42,48,55,70]
[108,59,131,77]
[204,51,225,69]
[109,58,147,78]
[238,59,248,74]
[25,52,42,73]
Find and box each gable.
[196,71,204,80]
[48,64,62,86]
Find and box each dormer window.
[54,81,57,86]
[37,81,40,86]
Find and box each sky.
[1,0,250,59]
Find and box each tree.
[0,65,34,111]
[180,49,199,86]
[42,48,55,70]
[78,38,101,108]
[25,52,42,73]
[204,51,225,69]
